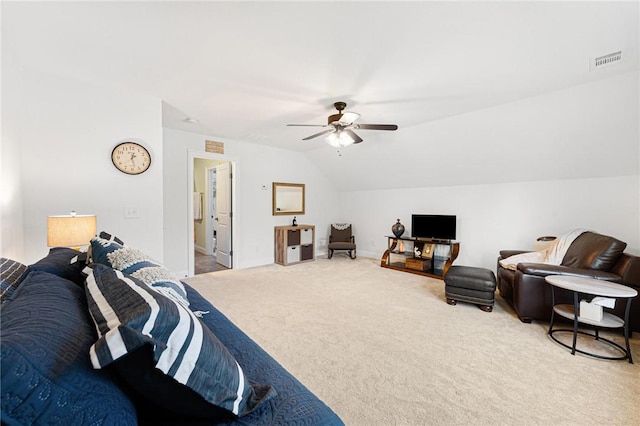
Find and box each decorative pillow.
[98,230,125,245]
[89,234,189,308]
[0,270,137,425]
[27,247,87,286]
[0,258,27,303]
[84,264,275,420]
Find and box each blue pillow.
[0,270,137,425]
[28,247,87,286]
[89,235,189,308]
[84,264,275,420]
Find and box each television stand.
[380,236,460,280]
[417,238,451,245]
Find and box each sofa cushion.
[84,264,275,420]
[27,247,87,286]
[89,233,189,308]
[0,258,27,303]
[562,232,626,271]
[0,270,137,425]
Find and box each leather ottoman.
[444,265,497,312]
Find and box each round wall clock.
[111,142,151,175]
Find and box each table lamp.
[47,211,97,250]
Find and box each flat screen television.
[411,214,456,241]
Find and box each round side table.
[545,275,637,363]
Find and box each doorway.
[188,152,235,276]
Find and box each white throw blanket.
[499,229,588,271]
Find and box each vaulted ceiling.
[3,1,638,190]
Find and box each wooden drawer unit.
[405,257,431,271]
[275,225,315,266]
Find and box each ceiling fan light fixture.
[338,111,360,125]
[288,101,398,146]
[325,130,354,148]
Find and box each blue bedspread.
[1,250,343,426]
[185,284,344,426]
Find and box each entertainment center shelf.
[380,236,460,280]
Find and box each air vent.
[591,51,622,70]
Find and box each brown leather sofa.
[496,231,640,334]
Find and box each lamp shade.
[47,214,97,248]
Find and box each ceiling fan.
[287,101,398,147]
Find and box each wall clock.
[111,142,151,175]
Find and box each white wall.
[5,68,164,264]
[342,175,639,272]
[3,65,637,278]
[307,72,639,192]
[162,128,340,276]
[333,72,640,272]
[1,53,25,260]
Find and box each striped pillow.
[84,264,274,419]
[89,235,189,308]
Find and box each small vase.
[391,219,405,238]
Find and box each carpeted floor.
[184,256,640,425]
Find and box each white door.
[215,162,232,268]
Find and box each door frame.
[204,166,216,256]
[187,150,237,276]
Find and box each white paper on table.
[591,296,615,309]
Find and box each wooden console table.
[380,236,459,280]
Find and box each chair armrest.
[350,236,355,243]
[610,253,640,285]
[499,250,532,259]
[517,263,620,281]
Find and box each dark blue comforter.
[1,257,343,426]
[184,284,344,426]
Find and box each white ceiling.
[3,1,639,189]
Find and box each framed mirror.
[273,182,305,215]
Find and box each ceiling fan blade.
[355,124,398,131]
[302,128,335,140]
[344,129,363,144]
[287,124,328,127]
[337,112,360,125]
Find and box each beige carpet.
[184,257,640,425]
